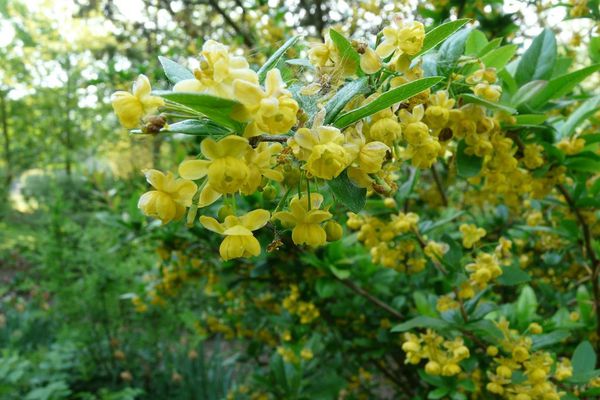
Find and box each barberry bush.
[110,11,600,400]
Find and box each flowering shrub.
[111,15,600,400]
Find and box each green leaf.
[164,119,230,136]
[577,285,593,325]
[329,29,361,75]
[515,114,547,125]
[467,319,504,340]
[428,387,450,400]
[257,35,300,83]
[558,96,600,138]
[480,44,517,70]
[590,36,600,63]
[460,93,516,114]
[531,330,570,350]
[515,28,557,86]
[156,92,243,131]
[158,56,194,84]
[333,76,443,128]
[414,291,437,317]
[551,57,573,78]
[516,285,537,327]
[327,170,366,213]
[527,64,600,109]
[391,316,450,332]
[511,80,548,107]
[497,266,531,286]
[478,37,503,56]
[456,139,483,178]
[564,155,600,173]
[437,27,471,73]
[572,341,596,377]
[324,77,369,124]
[465,30,488,55]
[415,19,471,58]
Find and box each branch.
[248,134,290,147]
[556,183,600,359]
[336,277,403,320]
[431,164,448,207]
[207,0,254,48]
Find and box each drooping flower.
[273,193,332,247]
[233,69,299,136]
[173,40,258,99]
[178,135,251,206]
[241,143,284,195]
[199,209,270,260]
[376,20,425,59]
[138,169,197,224]
[111,75,164,129]
[289,124,351,180]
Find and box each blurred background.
[0,1,597,399]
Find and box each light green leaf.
[531,330,570,350]
[478,37,503,56]
[158,56,194,84]
[572,341,596,377]
[164,119,230,136]
[437,27,471,73]
[527,64,600,109]
[558,96,600,138]
[460,93,516,114]
[515,28,557,86]
[511,80,547,107]
[333,76,443,128]
[456,139,483,178]
[324,77,369,124]
[156,91,243,131]
[497,266,531,286]
[516,285,537,327]
[327,170,366,213]
[391,316,451,332]
[329,29,361,75]
[514,114,547,125]
[257,35,300,83]
[415,19,471,58]
[480,44,517,70]
[465,30,488,55]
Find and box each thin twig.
[431,164,448,207]
[556,183,600,358]
[336,277,403,320]
[248,134,290,147]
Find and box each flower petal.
[199,215,225,234]
[178,160,210,180]
[241,209,270,231]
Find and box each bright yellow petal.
[132,74,152,98]
[173,79,204,93]
[219,236,245,260]
[306,210,332,224]
[198,184,222,207]
[273,211,297,227]
[199,215,225,234]
[218,135,250,158]
[142,169,166,190]
[223,225,254,236]
[264,69,285,96]
[233,79,264,106]
[178,160,210,180]
[241,209,270,231]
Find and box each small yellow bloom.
[111,74,164,128]
[173,40,258,99]
[289,125,350,180]
[179,135,251,205]
[273,193,332,247]
[460,223,486,249]
[376,20,425,58]
[233,69,299,136]
[138,169,197,224]
[199,209,270,260]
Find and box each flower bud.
[262,185,277,201]
[324,220,343,242]
[425,361,441,375]
[218,205,235,221]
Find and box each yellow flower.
[359,46,382,74]
[233,69,299,136]
[178,135,251,205]
[138,169,197,224]
[273,193,332,247]
[289,125,350,180]
[199,209,270,260]
[241,143,284,195]
[173,40,258,99]
[345,127,390,173]
[460,223,486,248]
[111,74,164,129]
[376,20,425,58]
